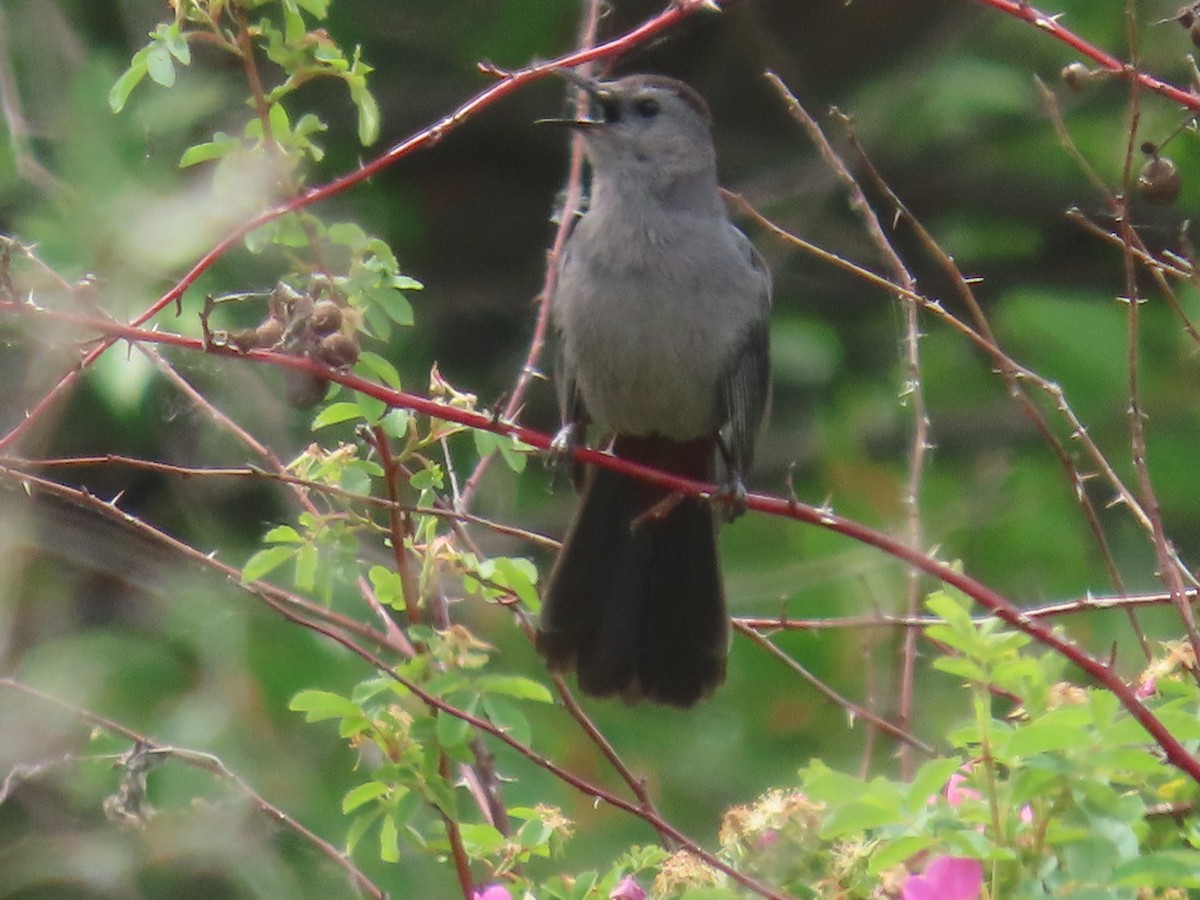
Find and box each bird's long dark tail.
[536,435,727,707]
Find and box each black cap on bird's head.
[538,71,716,180]
[542,71,710,126]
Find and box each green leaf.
[1154,706,1200,742]
[481,694,532,747]
[513,816,554,853]
[145,44,176,87]
[163,24,191,64]
[359,298,393,341]
[351,83,380,146]
[819,801,897,838]
[268,102,291,143]
[340,461,373,496]
[1111,851,1200,887]
[458,822,505,856]
[381,409,411,440]
[1005,714,1092,758]
[1090,745,1170,775]
[1088,687,1120,732]
[296,0,330,18]
[328,221,369,248]
[291,113,328,160]
[355,351,402,390]
[409,465,443,491]
[424,670,472,700]
[355,392,388,425]
[289,689,364,722]
[422,762,459,819]
[476,674,553,704]
[273,213,311,247]
[870,835,938,873]
[800,760,863,804]
[294,542,318,591]
[345,808,383,855]
[241,545,296,582]
[264,524,303,544]
[109,61,148,113]
[312,401,363,430]
[477,557,540,608]
[392,275,423,291]
[905,756,963,811]
[342,781,390,813]
[474,429,499,459]
[380,291,414,326]
[292,112,326,141]
[379,813,400,863]
[281,5,306,45]
[495,433,529,473]
[931,656,987,683]
[435,698,477,752]
[179,134,242,168]
[925,588,974,631]
[368,565,405,611]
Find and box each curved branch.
[977,0,1200,110]
[0,0,722,452]
[7,306,1199,786]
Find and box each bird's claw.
[716,476,749,522]
[550,423,576,455]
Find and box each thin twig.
[1035,74,1199,656]
[5,304,1200,784]
[458,0,604,511]
[2,453,558,549]
[0,464,791,897]
[0,0,722,453]
[762,72,932,778]
[733,622,937,756]
[0,678,385,900]
[977,0,1200,110]
[1112,4,1200,674]
[735,587,1197,630]
[0,9,63,194]
[842,88,1150,658]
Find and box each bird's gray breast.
[554,210,764,441]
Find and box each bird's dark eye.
[634,97,660,119]
[600,98,621,123]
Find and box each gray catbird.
[535,73,772,707]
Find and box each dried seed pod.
[309,300,343,336]
[1060,62,1092,92]
[317,331,360,368]
[255,316,285,347]
[226,328,261,352]
[283,369,330,409]
[1191,20,1200,48]
[1138,155,1182,205]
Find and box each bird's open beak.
[535,68,609,128]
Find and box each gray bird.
[536,73,771,707]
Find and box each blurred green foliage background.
[2,0,1200,896]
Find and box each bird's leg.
[548,418,592,491]
[715,435,748,521]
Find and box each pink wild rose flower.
[902,855,983,900]
[609,875,647,900]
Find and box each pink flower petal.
[472,886,513,900]
[756,829,780,850]
[902,856,983,900]
[945,773,982,807]
[609,875,647,900]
